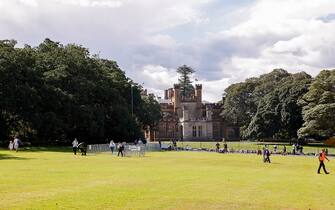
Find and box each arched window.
[192,126,197,137]
[198,126,202,137]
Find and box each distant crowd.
[213,142,330,174]
[5,137,331,174]
[71,138,146,157]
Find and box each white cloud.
[1,0,335,102]
[197,78,230,102]
[55,0,125,8]
[146,34,177,49]
[135,64,229,102]
[19,0,38,7]
[217,0,335,82]
[139,65,179,89]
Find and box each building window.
[192,126,197,137]
[198,126,202,137]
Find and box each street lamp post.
[131,84,134,117]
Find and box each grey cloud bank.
[1,0,335,102]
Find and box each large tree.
[222,69,291,137]
[177,65,195,97]
[0,39,161,145]
[298,70,335,139]
[244,72,312,139]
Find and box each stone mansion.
[145,83,239,141]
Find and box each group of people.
[292,144,304,154]
[215,142,228,153]
[214,142,331,174]
[261,145,331,174]
[71,138,143,157]
[272,144,300,155]
[8,136,21,152]
[108,140,126,157]
[71,138,87,155]
[8,136,330,175]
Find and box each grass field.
[1,149,335,210]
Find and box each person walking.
[263,147,271,163]
[13,136,20,152]
[109,140,115,154]
[317,149,330,174]
[72,138,79,155]
[265,148,271,163]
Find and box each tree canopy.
[0,39,161,145]
[222,69,313,140]
[298,70,335,139]
[177,65,195,97]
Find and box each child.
[8,140,14,150]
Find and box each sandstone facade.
[145,84,239,141]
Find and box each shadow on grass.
[0,153,31,160]
[21,147,72,153]
[0,147,72,153]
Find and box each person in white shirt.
[72,138,79,155]
[8,140,14,150]
[109,140,116,154]
[13,137,20,152]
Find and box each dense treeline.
[0,39,161,145]
[222,69,335,141]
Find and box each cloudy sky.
[1,0,335,101]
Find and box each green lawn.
[1,149,335,210]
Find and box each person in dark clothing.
[172,139,177,148]
[117,143,124,157]
[223,143,228,153]
[263,148,271,163]
[283,145,287,155]
[317,149,330,174]
[77,142,87,156]
[215,142,220,152]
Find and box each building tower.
[173,84,181,114]
[195,84,202,111]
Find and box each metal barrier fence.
[87,144,110,153]
[87,142,161,156]
[145,142,161,151]
[124,144,145,157]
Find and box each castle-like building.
[145,84,239,141]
